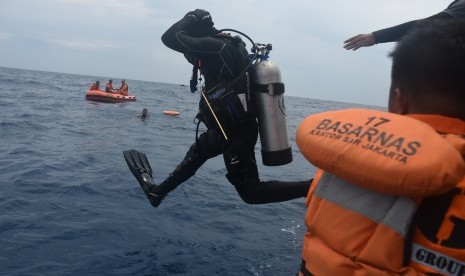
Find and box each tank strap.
[251,82,285,95]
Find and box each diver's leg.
[231,177,312,204]
[224,120,311,204]
[146,129,223,207]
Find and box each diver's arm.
[161,9,217,54]
[162,22,224,63]
[175,34,225,57]
[373,12,453,44]
[165,31,226,70]
[161,14,199,53]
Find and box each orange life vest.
[296,109,465,275]
[120,83,128,95]
[406,114,465,276]
[105,83,114,92]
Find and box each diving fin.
[123,149,164,207]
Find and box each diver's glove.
[190,79,197,93]
[190,59,199,93]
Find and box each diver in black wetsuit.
[343,0,465,51]
[124,9,310,208]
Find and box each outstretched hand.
[343,33,375,51]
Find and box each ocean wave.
[0,67,381,276]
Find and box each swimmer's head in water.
[141,108,148,118]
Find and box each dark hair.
[389,20,465,102]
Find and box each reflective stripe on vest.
[411,243,465,275]
[315,172,417,237]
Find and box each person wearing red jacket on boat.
[118,79,128,96]
[105,79,116,93]
[89,80,102,91]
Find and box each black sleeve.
[161,14,199,53]
[372,12,453,44]
[161,15,224,63]
[443,0,465,18]
[161,12,248,86]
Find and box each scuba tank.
[250,43,292,166]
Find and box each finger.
[345,40,363,51]
[344,40,359,50]
[344,34,361,43]
[353,43,364,51]
[344,44,355,50]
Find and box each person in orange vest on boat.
[105,79,116,93]
[296,20,465,275]
[89,80,102,91]
[118,79,128,96]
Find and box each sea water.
[0,67,382,276]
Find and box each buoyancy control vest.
[194,34,254,134]
[190,29,293,167]
[295,109,465,275]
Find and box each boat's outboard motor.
[250,43,292,166]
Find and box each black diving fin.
[123,149,164,207]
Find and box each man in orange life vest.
[297,20,465,275]
[89,80,102,91]
[118,79,128,96]
[388,20,465,275]
[105,79,116,93]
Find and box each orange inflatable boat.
[85,90,136,103]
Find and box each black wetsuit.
[158,11,310,204]
[373,0,465,44]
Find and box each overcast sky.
[0,0,449,106]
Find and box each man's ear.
[397,88,410,114]
[391,87,409,115]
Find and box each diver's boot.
[138,171,165,208]
[150,141,205,205]
[124,140,204,207]
[123,149,165,208]
[150,165,195,204]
